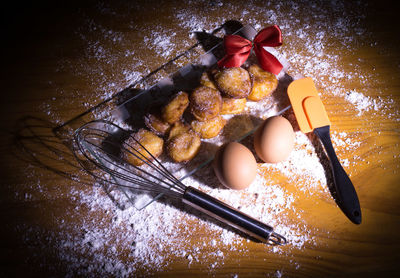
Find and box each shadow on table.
[11,116,129,210]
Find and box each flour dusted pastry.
[214,67,252,98]
[247,64,278,101]
[191,115,226,139]
[167,131,201,162]
[200,71,217,89]
[190,86,222,121]
[168,121,190,140]
[144,112,170,136]
[221,97,247,114]
[124,129,164,166]
[161,91,189,124]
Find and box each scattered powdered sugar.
[331,131,361,151]
[144,30,177,59]
[23,0,400,276]
[344,89,383,116]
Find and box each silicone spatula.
[287,77,361,224]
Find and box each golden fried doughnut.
[191,115,226,139]
[247,64,278,101]
[168,121,190,140]
[161,91,189,124]
[200,71,217,89]
[167,131,201,162]
[221,97,247,115]
[190,86,222,121]
[144,112,170,136]
[214,67,252,98]
[124,129,164,166]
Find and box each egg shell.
[213,142,257,190]
[254,116,295,163]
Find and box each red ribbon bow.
[217,25,283,75]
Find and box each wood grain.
[1,1,399,277]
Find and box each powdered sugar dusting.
[344,89,383,116]
[144,30,177,59]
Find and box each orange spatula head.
[287,77,331,132]
[303,96,331,130]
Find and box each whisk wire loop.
[75,121,186,197]
[91,133,181,190]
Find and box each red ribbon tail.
[254,45,283,75]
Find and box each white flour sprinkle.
[345,89,383,115]
[144,31,177,59]
[331,131,361,151]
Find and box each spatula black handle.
[314,125,362,224]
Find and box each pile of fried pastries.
[125,64,278,166]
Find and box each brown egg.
[213,142,257,190]
[254,116,295,163]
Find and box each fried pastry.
[167,131,201,162]
[221,97,247,114]
[124,129,164,166]
[144,112,170,136]
[191,115,226,139]
[214,67,252,98]
[190,86,222,121]
[168,121,190,140]
[247,64,278,101]
[161,91,189,124]
[200,71,217,89]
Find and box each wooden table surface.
[1,1,400,277]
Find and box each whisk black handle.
[182,187,286,245]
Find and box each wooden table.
[1,1,399,277]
